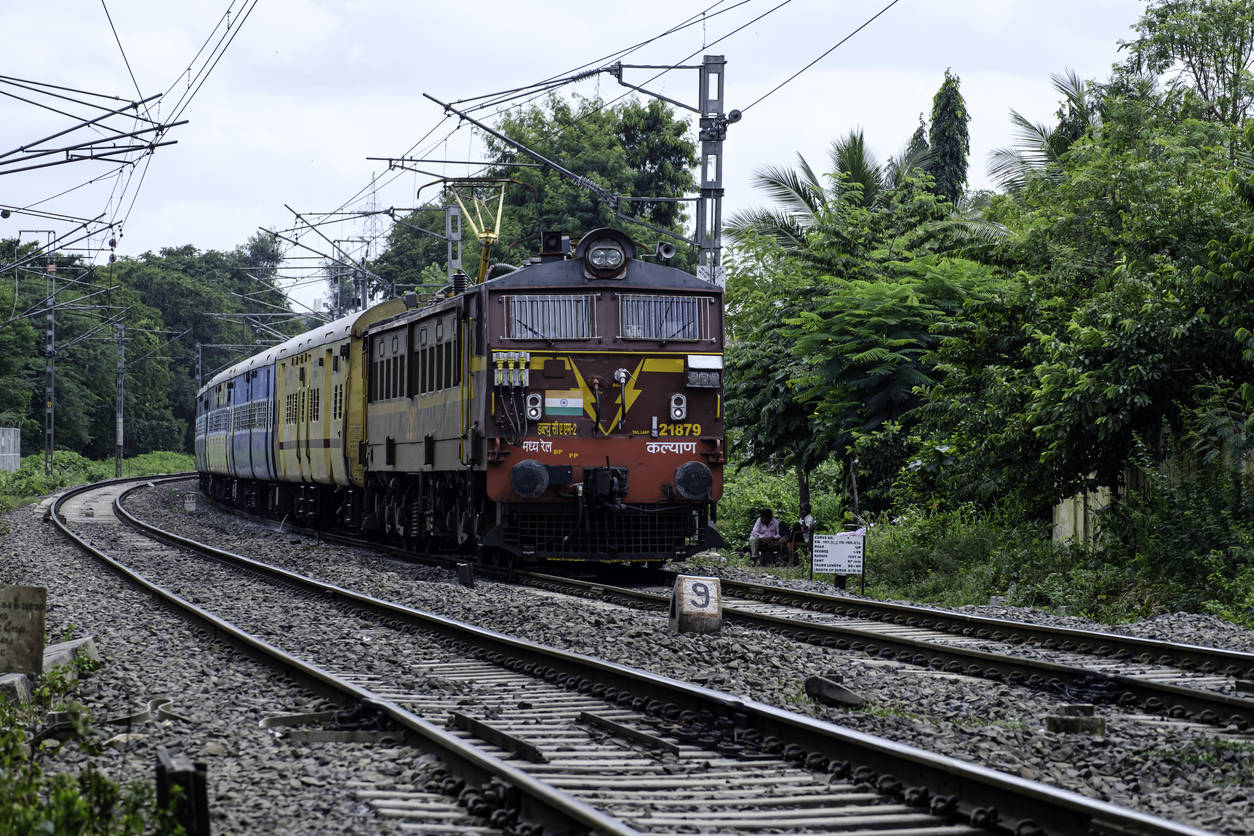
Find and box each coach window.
[427,339,437,392]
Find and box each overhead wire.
[279,0,801,309]
[320,0,743,215]
[108,0,261,242]
[740,0,903,113]
[99,0,154,122]
[300,0,769,278]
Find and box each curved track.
[48,475,1222,835]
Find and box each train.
[195,227,725,566]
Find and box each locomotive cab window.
[619,294,712,342]
[504,294,596,340]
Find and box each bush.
[0,450,193,512]
[718,459,847,551]
[1093,455,1254,624]
[0,654,180,834]
[863,507,1058,605]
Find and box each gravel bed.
[8,479,1254,834]
[0,495,455,835]
[121,481,1254,834]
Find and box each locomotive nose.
[674,460,714,501]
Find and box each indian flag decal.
[545,389,584,416]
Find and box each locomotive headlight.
[588,243,624,269]
[670,393,687,421]
[686,369,721,388]
[687,354,723,388]
[575,228,634,279]
[525,393,542,420]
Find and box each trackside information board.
[812,530,864,575]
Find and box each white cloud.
[1,0,1146,272]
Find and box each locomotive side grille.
[503,505,705,559]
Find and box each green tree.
[1122,0,1254,126]
[917,80,1251,510]
[725,130,927,251]
[485,95,696,265]
[723,234,824,505]
[987,69,1099,191]
[0,252,37,429]
[927,69,970,205]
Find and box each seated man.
[749,508,781,563]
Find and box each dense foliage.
[722,3,1254,625]
[370,95,698,297]
[0,451,194,512]
[0,233,302,458]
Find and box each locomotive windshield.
[505,294,596,340]
[619,294,712,341]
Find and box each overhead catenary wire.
[740,0,903,114]
[99,0,154,122]
[301,0,761,271]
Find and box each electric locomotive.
[196,227,725,565]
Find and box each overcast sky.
[2,0,1145,306]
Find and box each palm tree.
[726,130,925,250]
[987,68,1097,191]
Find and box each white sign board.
[812,531,864,575]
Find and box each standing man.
[749,507,781,563]
[785,502,815,565]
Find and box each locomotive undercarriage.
[200,469,719,565]
[361,470,483,555]
[483,501,717,564]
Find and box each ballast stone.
[0,672,31,703]
[0,637,101,705]
[804,674,865,707]
[43,636,101,673]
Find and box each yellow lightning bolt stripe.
[566,361,598,425]
[566,356,648,436]
[619,358,645,415]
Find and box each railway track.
[518,570,1254,732]
[712,575,1254,685]
[47,475,1222,835]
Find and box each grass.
[1149,739,1254,785]
[0,450,193,512]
